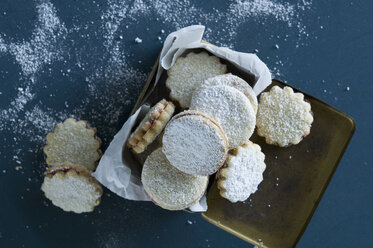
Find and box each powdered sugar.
[190,85,256,149]
[166,52,227,108]
[218,141,266,203]
[201,74,258,113]
[229,0,294,24]
[162,111,228,176]
[256,86,314,146]
[7,2,67,77]
[141,148,208,210]
[41,167,102,213]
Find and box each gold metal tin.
[129,50,355,248]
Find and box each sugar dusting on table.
[0,0,313,175]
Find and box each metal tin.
[130,50,355,248]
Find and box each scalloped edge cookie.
[166,52,227,108]
[44,118,102,171]
[217,141,266,203]
[127,99,175,154]
[256,86,314,147]
[41,163,103,213]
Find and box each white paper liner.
[92,25,272,212]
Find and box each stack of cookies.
[128,51,314,209]
[41,118,103,213]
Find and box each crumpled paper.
[93,25,272,212]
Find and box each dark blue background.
[0,0,372,247]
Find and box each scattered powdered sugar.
[23,106,71,142]
[229,0,294,24]
[7,2,67,77]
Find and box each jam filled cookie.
[200,74,258,113]
[127,99,175,154]
[162,110,228,176]
[190,85,256,149]
[41,164,103,213]
[141,148,208,210]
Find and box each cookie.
[190,85,256,149]
[127,99,175,154]
[166,52,227,108]
[256,86,313,147]
[162,110,228,176]
[141,148,208,210]
[44,118,102,171]
[217,141,266,203]
[200,73,258,113]
[41,164,103,213]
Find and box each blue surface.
[0,0,372,247]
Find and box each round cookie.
[256,86,313,147]
[141,148,208,210]
[127,99,175,154]
[190,85,256,149]
[162,110,228,176]
[44,118,102,171]
[217,141,266,203]
[200,74,258,113]
[166,52,227,108]
[41,164,103,213]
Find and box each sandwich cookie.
[162,110,228,176]
[127,99,175,154]
[200,73,258,113]
[141,148,208,210]
[41,164,103,213]
[190,85,256,149]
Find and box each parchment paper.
[92,25,272,212]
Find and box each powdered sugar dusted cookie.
[200,74,258,113]
[141,148,208,210]
[217,141,266,203]
[127,99,175,154]
[41,164,103,213]
[256,86,313,147]
[44,118,102,171]
[162,110,228,176]
[166,52,227,108]
[190,85,256,149]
